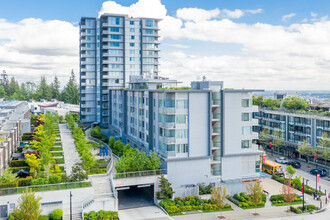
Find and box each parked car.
[287,161,301,168]
[275,157,289,164]
[310,168,327,177]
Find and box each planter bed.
[159,196,232,216]
[54,142,62,146]
[52,152,63,157]
[51,147,63,151]
[270,194,303,206]
[55,158,65,164]
[228,192,266,209]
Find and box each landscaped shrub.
[198,183,213,195]
[18,176,33,186]
[38,215,49,220]
[89,168,107,175]
[270,195,284,202]
[49,209,63,220]
[10,160,28,167]
[7,166,30,173]
[231,192,266,209]
[272,174,286,184]
[48,175,61,184]
[0,181,18,188]
[30,178,45,186]
[55,158,64,164]
[84,210,118,220]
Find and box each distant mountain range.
[253,90,330,99]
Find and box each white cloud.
[99,0,166,19]
[282,13,296,22]
[176,8,220,22]
[0,18,78,86]
[221,9,244,19]
[165,44,190,49]
[311,12,318,17]
[0,0,329,90]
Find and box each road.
[266,153,330,196]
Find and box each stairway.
[92,176,112,198]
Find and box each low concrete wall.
[113,176,158,188]
[0,187,93,216]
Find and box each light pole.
[302,178,305,212]
[200,202,203,220]
[70,191,72,220]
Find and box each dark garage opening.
[117,184,154,210]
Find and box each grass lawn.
[51,147,63,151]
[169,208,233,216]
[55,158,65,164]
[52,152,63,157]
[59,166,65,172]
[272,201,304,206]
[54,142,62,146]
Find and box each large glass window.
[241,113,251,121]
[176,144,188,153]
[145,29,155,34]
[176,100,188,109]
[242,126,252,135]
[242,99,251,107]
[110,27,120,32]
[109,17,120,25]
[176,130,188,138]
[110,42,121,47]
[130,21,134,25]
[145,20,154,27]
[176,115,187,124]
[241,140,252,148]
[110,35,121,40]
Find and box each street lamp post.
[70,191,72,220]
[200,202,203,220]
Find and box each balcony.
[212,113,220,120]
[211,155,221,162]
[211,169,221,176]
[160,108,175,114]
[163,137,175,144]
[159,122,175,129]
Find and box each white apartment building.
[107,76,263,194]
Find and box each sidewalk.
[59,124,81,176]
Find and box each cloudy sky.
[0,0,329,90]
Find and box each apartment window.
[176,115,187,124]
[145,20,154,27]
[177,144,188,153]
[131,35,135,40]
[110,27,120,32]
[176,100,188,109]
[167,145,175,152]
[176,130,188,138]
[130,28,135,32]
[130,43,135,47]
[256,161,260,172]
[242,126,252,135]
[242,99,251,107]
[145,29,154,34]
[241,140,252,148]
[110,35,121,40]
[130,50,135,55]
[109,17,120,25]
[110,42,120,47]
[241,113,251,121]
[130,57,135,61]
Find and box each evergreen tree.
[8,77,20,97]
[0,70,9,95]
[36,76,52,101]
[51,76,61,100]
[0,85,6,98]
[61,70,79,104]
[157,174,175,199]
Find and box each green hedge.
[290,205,317,214]
[84,210,118,220]
[10,160,28,167]
[230,192,266,209]
[0,176,32,189]
[89,168,107,175]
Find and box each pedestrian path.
[59,124,81,176]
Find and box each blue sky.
[1,0,329,24]
[0,0,329,90]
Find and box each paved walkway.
[118,206,171,220]
[59,124,81,176]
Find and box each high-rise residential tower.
[79,14,160,125]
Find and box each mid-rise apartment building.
[79,13,160,125]
[254,108,330,155]
[0,101,30,174]
[107,76,262,194]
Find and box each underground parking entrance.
[117,184,155,210]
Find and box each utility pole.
[70,191,72,220]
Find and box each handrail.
[111,169,166,179]
[0,181,92,196]
[84,131,114,175]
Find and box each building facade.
[254,108,330,155]
[107,76,262,194]
[79,14,160,125]
[0,101,30,174]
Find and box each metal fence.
[0,181,92,196]
[112,169,166,179]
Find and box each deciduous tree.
[211,184,228,209]
[246,181,264,214]
[11,188,42,220]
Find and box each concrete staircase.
[92,176,112,198]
